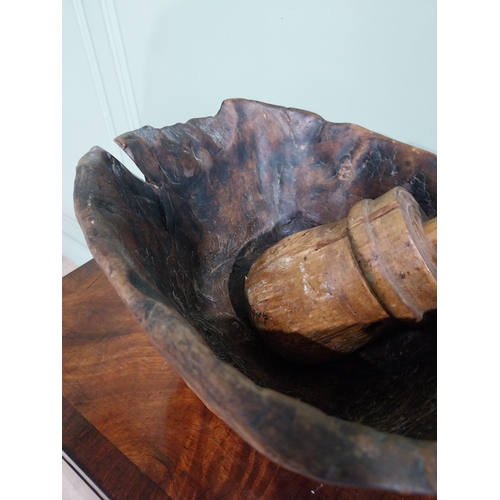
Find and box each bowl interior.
[77,99,437,441]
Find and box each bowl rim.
[73,99,437,494]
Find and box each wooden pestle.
[244,187,437,363]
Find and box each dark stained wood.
[62,397,171,500]
[63,260,436,500]
[73,99,437,494]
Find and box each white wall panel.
[115,0,436,150]
[62,0,103,263]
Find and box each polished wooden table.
[62,260,436,500]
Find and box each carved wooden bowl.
[74,99,437,494]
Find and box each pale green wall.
[63,0,436,265]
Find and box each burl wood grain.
[63,260,435,500]
[74,99,436,493]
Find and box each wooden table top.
[62,259,436,500]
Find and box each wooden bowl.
[74,99,437,494]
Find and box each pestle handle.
[423,217,437,251]
[244,187,437,363]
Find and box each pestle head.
[244,187,437,363]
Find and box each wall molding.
[99,0,141,131]
[64,0,144,265]
[71,0,124,159]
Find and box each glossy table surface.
[62,259,436,500]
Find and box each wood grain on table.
[62,260,436,500]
